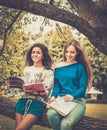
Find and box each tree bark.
[0,96,107,130]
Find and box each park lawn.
[85,103,107,120]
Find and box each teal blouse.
[51,63,88,99]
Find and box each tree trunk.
[0,96,107,130]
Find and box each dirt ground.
[0,115,15,130]
[0,115,51,130]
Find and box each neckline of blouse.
[56,62,78,68]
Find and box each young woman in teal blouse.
[47,40,92,130]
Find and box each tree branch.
[0,10,22,56]
[0,0,96,40]
[56,23,67,40]
[49,0,54,5]
[67,0,105,27]
[0,0,107,55]
[96,0,107,12]
[0,96,107,130]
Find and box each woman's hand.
[24,89,39,95]
[47,96,56,108]
[39,91,47,96]
[24,89,33,94]
[33,90,39,95]
[64,94,74,102]
[48,96,56,103]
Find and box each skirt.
[15,98,45,118]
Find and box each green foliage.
[0,27,30,83]
[41,24,74,67]
[0,7,29,83]
[80,38,107,91]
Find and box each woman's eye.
[32,51,40,54]
[36,51,40,54]
[32,52,35,54]
[71,51,75,54]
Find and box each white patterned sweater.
[22,66,54,102]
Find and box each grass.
[85,103,107,120]
[0,103,107,130]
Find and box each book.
[47,96,78,116]
[23,83,46,93]
[8,77,24,90]
[8,77,46,93]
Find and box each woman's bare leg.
[15,113,23,128]
[15,114,38,130]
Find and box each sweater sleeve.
[71,65,88,99]
[43,70,54,97]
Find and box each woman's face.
[65,45,77,63]
[31,47,43,64]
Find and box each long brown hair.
[26,43,52,69]
[64,40,92,88]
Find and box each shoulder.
[55,62,66,68]
[23,66,35,74]
[76,63,86,73]
[76,63,85,69]
[45,68,53,73]
[24,66,34,71]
